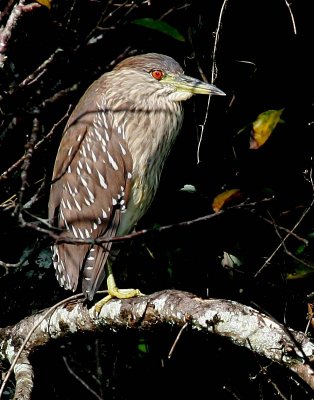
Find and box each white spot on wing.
[94,129,102,141]
[78,228,85,239]
[72,225,78,238]
[85,160,92,174]
[80,176,88,187]
[81,145,87,158]
[74,198,82,211]
[107,151,118,170]
[67,182,73,195]
[97,169,107,188]
[119,142,126,155]
[86,187,95,202]
[102,112,108,129]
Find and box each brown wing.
[49,82,133,300]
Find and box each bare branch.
[0,106,70,182]
[196,0,228,163]
[62,356,104,400]
[255,198,314,277]
[1,290,314,399]
[284,0,297,34]
[0,0,26,68]
[19,48,64,88]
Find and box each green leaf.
[138,338,149,354]
[138,343,148,353]
[132,18,185,42]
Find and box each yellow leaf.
[286,265,314,280]
[212,189,241,213]
[35,0,51,9]
[250,108,284,149]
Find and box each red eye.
[151,69,164,81]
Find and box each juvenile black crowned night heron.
[48,52,225,306]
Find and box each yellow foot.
[94,287,144,315]
[93,274,144,314]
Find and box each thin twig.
[17,118,40,209]
[0,293,85,398]
[197,0,228,163]
[0,106,71,182]
[19,198,273,247]
[19,48,64,88]
[0,0,26,68]
[254,198,314,277]
[261,214,308,245]
[168,322,188,359]
[284,0,297,34]
[265,212,314,279]
[63,357,104,400]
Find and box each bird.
[48,52,225,307]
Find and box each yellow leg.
[94,264,144,314]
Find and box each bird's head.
[113,52,225,102]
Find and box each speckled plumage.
[48,53,225,301]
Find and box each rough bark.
[0,290,314,399]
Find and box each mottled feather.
[48,52,224,301]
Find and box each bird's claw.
[93,288,144,316]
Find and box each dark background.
[0,0,313,398]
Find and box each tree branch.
[0,290,314,399]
